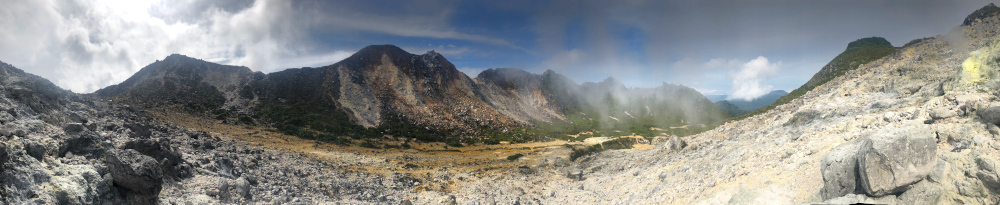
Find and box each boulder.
[975,156,1000,192]
[105,149,163,195]
[123,138,188,179]
[819,138,864,200]
[856,126,937,196]
[929,108,956,120]
[665,135,686,151]
[59,133,105,159]
[978,106,1000,125]
[898,180,943,205]
[63,123,86,133]
[0,124,15,137]
[24,140,47,161]
[566,168,583,180]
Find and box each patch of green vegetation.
[446,141,464,148]
[568,137,640,161]
[569,145,602,161]
[507,153,524,161]
[737,37,899,121]
[965,3,1000,26]
[903,37,934,48]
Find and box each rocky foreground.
[422,9,1000,205]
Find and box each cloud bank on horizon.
[0,0,995,100]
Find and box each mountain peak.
[355,44,410,56]
[846,37,892,50]
[964,3,1000,26]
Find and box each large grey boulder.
[856,126,937,196]
[105,149,163,195]
[819,138,864,200]
[975,156,1000,192]
[979,106,1000,125]
[664,135,686,151]
[123,138,189,179]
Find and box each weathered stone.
[123,139,186,179]
[819,138,864,200]
[823,194,902,205]
[930,108,956,120]
[105,149,163,195]
[978,106,1000,125]
[63,123,86,133]
[234,177,251,200]
[665,135,686,151]
[24,141,47,161]
[59,133,105,159]
[898,180,943,205]
[856,126,937,196]
[566,168,583,180]
[0,124,14,137]
[975,156,1000,191]
[0,111,13,123]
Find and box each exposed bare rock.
[664,135,686,151]
[856,126,937,196]
[105,149,163,196]
[819,137,863,200]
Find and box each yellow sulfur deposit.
[962,50,987,85]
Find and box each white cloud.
[0,0,512,93]
[728,56,781,101]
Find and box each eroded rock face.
[105,149,163,195]
[856,126,937,196]
[819,138,864,200]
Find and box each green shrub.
[507,153,525,161]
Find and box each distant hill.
[95,45,730,143]
[713,90,787,117]
[737,37,899,120]
[705,95,728,102]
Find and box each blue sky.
[0,0,995,100]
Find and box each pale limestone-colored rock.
[856,126,937,196]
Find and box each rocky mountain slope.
[95,45,727,141]
[742,37,901,120]
[0,59,427,204]
[420,4,1000,204]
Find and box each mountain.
[95,45,729,142]
[737,37,900,120]
[712,90,787,117]
[3,3,1000,204]
[480,3,1000,204]
[704,94,728,102]
[713,100,747,117]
